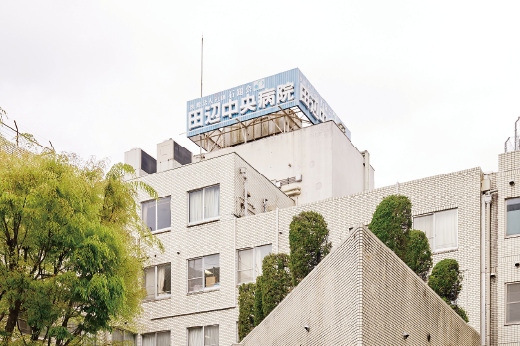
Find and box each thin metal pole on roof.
[201,35,203,98]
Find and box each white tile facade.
[132,153,487,345]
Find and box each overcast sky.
[1,1,520,188]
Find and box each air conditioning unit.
[157,139,192,172]
[124,148,157,178]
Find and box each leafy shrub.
[429,259,468,322]
[260,253,292,318]
[368,195,412,261]
[238,283,255,341]
[428,259,462,302]
[253,276,264,326]
[289,211,332,286]
[405,229,433,281]
[442,298,469,323]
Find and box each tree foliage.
[253,276,264,327]
[428,259,462,302]
[260,254,292,318]
[368,195,412,261]
[404,229,432,281]
[428,259,468,322]
[0,149,158,345]
[288,211,332,286]
[237,283,255,342]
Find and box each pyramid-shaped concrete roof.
[235,227,480,346]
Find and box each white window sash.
[237,245,271,285]
[143,197,171,233]
[413,210,458,253]
[143,332,170,346]
[187,325,218,346]
[188,256,219,293]
[188,186,220,226]
[506,282,520,324]
[145,264,171,300]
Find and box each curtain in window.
[156,332,170,346]
[435,209,457,251]
[157,264,171,295]
[157,265,165,295]
[188,259,203,292]
[142,200,156,232]
[507,283,520,323]
[507,198,520,236]
[204,255,220,288]
[238,249,253,283]
[255,245,272,278]
[188,327,203,346]
[112,330,123,342]
[124,332,136,346]
[144,267,155,299]
[204,185,220,220]
[157,197,171,230]
[190,190,203,223]
[142,334,155,346]
[204,325,219,346]
[414,215,434,249]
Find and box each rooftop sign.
[186,68,350,140]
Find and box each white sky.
[1,1,520,188]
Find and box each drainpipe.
[486,194,491,346]
[480,193,486,346]
[234,217,237,306]
[485,189,497,346]
[481,186,496,345]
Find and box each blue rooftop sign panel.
[186,68,350,140]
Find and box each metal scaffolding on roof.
[189,106,312,154]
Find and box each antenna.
[201,34,203,98]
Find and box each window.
[237,245,272,284]
[112,329,136,346]
[188,254,220,293]
[507,198,520,236]
[144,263,171,300]
[188,325,219,346]
[189,185,220,224]
[142,197,171,232]
[414,209,457,252]
[142,331,170,346]
[507,282,520,324]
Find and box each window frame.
[187,185,220,226]
[187,325,219,346]
[505,282,520,325]
[112,329,136,345]
[144,263,171,301]
[141,331,170,346]
[142,196,171,233]
[505,198,520,238]
[187,254,220,294]
[237,244,272,285]
[413,208,458,253]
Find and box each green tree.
[288,211,332,286]
[405,230,432,282]
[0,149,158,345]
[253,276,264,326]
[368,195,412,261]
[428,259,468,322]
[260,254,292,318]
[237,283,255,342]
